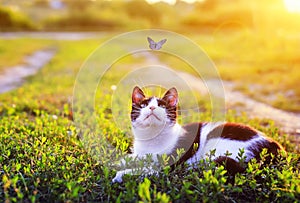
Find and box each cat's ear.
[132,86,145,104]
[162,87,178,107]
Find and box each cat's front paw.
[112,170,127,183]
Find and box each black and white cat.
[112,86,284,183]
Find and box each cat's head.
[131,86,178,130]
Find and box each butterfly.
[147,37,167,50]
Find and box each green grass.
[152,30,300,112]
[0,38,55,71]
[0,37,299,202]
[192,31,300,112]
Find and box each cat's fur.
[112,87,284,183]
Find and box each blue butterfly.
[147,37,167,50]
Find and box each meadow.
[161,31,300,113]
[0,33,299,202]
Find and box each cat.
[112,86,285,183]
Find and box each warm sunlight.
[284,0,300,13]
[146,0,203,4]
[146,0,176,4]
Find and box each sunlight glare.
[284,0,300,13]
[146,0,204,5]
[146,0,176,4]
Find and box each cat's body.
[112,87,284,183]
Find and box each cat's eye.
[140,103,146,108]
[158,102,166,108]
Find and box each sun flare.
[284,0,300,13]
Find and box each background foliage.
[1,0,300,32]
[0,0,300,202]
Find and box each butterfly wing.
[147,37,155,44]
[147,37,167,50]
[147,37,156,49]
[156,39,167,50]
[158,39,167,45]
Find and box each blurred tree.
[62,0,93,11]
[125,0,162,25]
[0,6,35,31]
[181,0,254,30]
[0,7,13,27]
[196,0,219,10]
[33,0,50,8]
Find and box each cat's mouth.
[144,113,161,121]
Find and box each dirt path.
[0,32,105,93]
[139,52,300,140]
[179,73,300,134]
[0,49,56,93]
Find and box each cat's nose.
[149,106,156,111]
